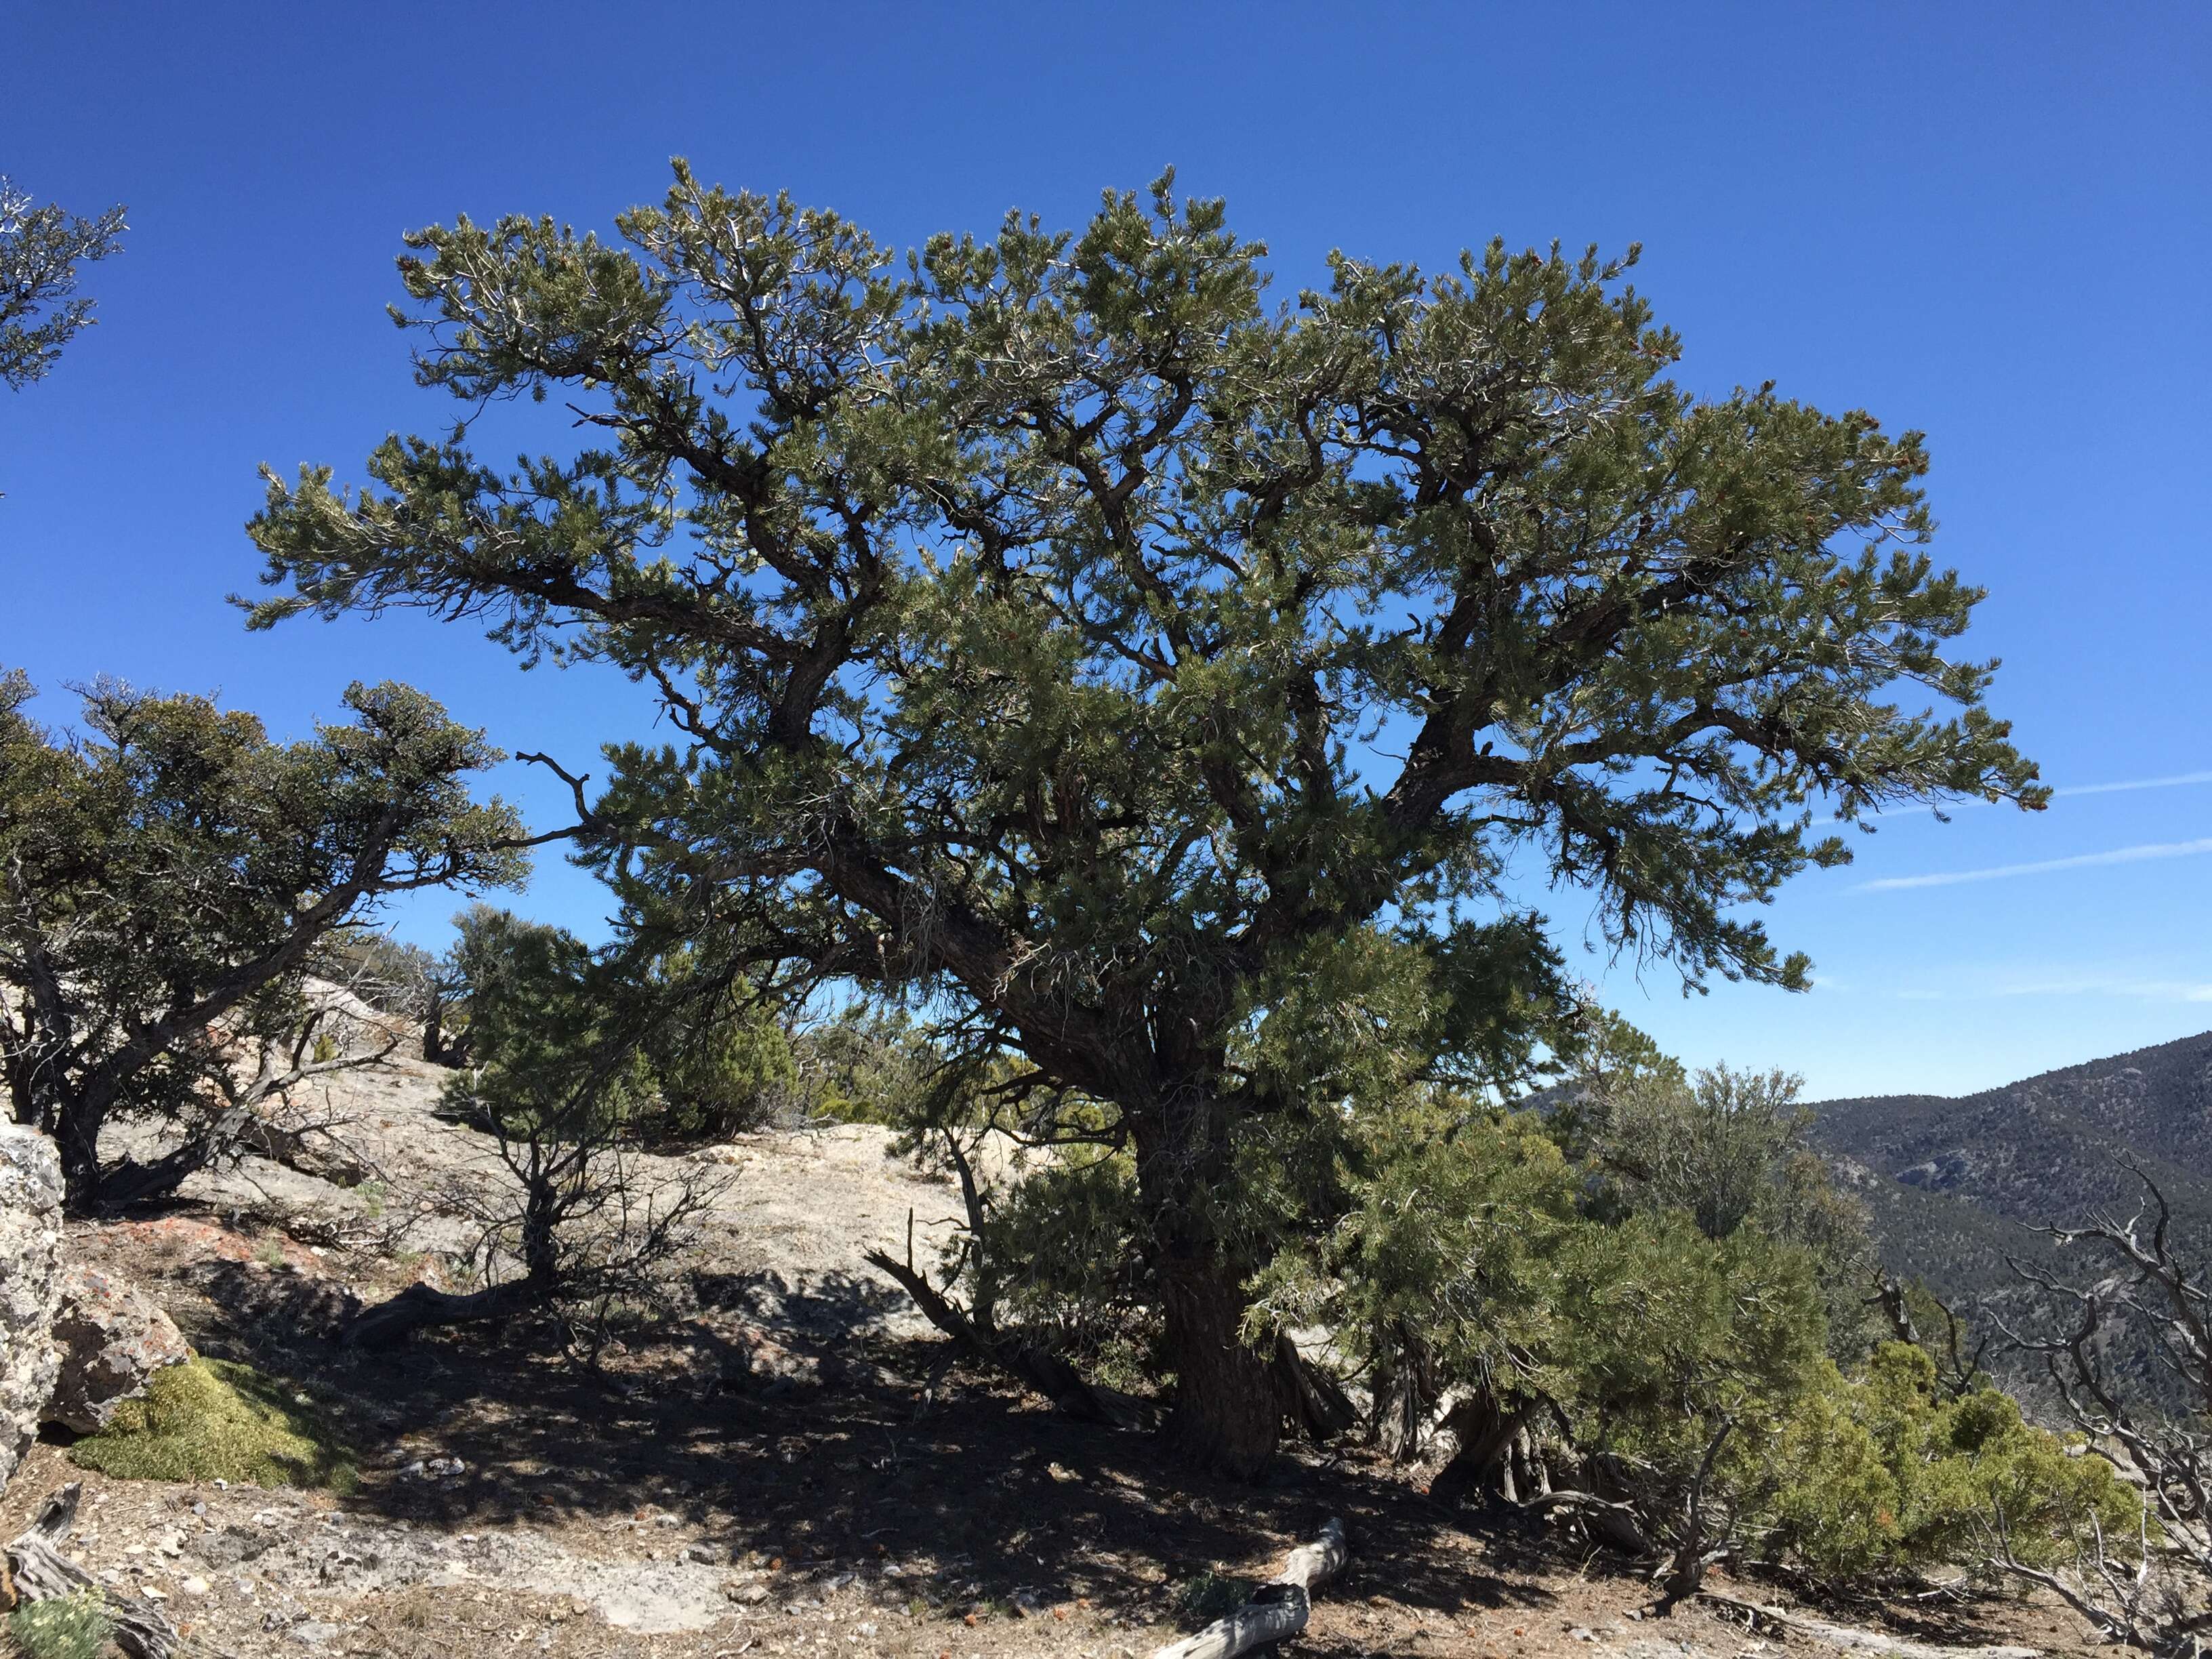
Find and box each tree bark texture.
[1158,1251,1286,1478]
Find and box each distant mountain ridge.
[1810,1026,2212,1234]
[1815,1027,2212,1183]
[1809,1027,2212,1408]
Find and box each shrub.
[1572,1064,1881,1355]
[968,1149,1161,1389]
[67,1357,356,1490]
[5,1592,112,1659]
[1763,1344,2142,1584]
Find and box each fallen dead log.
[88,1106,373,1212]
[1147,1518,1349,1659]
[339,1275,549,1347]
[1698,1590,2037,1659]
[4,1483,187,1658]
[230,1115,375,1188]
[1519,1486,1655,1557]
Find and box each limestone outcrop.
[43,1262,190,1435]
[0,1124,64,1495]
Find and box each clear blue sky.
[3,2,2206,1101]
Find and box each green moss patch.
[66,1357,356,1492]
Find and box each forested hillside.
[1812,1029,2212,1404]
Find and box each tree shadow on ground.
[163,1242,1569,1634]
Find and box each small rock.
[729,1584,771,1605]
[180,1576,211,1596]
[43,1263,190,1433]
[291,1621,341,1645]
[196,1524,274,1568]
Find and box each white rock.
[0,1125,63,1498]
[43,1261,190,1433]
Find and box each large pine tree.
[244,169,2041,1472]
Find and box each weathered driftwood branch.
[1698,1591,2036,1659]
[1147,1518,1349,1659]
[340,1275,550,1347]
[3,1483,188,1658]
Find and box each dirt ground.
[5,1046,2112,1659]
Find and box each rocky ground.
[3,1044,2106,1659]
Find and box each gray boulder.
[0,1124,64,1495]
[44,1261,189,1434]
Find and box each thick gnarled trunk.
[1134,1075,1359,1477]
[1159,1251,1282,1478]
[54,1092,106,1215]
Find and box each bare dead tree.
[87,973,398,1209]
[1990,1164,2212,1650]
[342,1026,728,1350]
[1868,1273,1990,1401]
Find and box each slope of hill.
[1811,1028,2212,1405]
[1813,1029,2212,1211]
[1811,1026,2212,1235]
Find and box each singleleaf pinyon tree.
[0,175,125,392]
[243,167,2043,1473]
[0,672,530,1212]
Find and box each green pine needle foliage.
[66,1357,357,1491]
[1763,1345,2143,1582]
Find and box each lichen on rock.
[0,1123,64,1498]
[43,1262,190,1435]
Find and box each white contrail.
[1813,769,2212,826]
[1858,837,2212,892]
[2056,769,2212,798]
[1893,972,2212,1002]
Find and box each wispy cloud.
[2055,770,2212,800]
[1813,769,2212,827]
[1857,837,2212,892]
[1893,971,2212,1004]
[1993,977,2212,1003]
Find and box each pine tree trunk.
[1133,1080,1311,1477]
[1159,1249,1281,1478]
[54,1092,105,1215]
